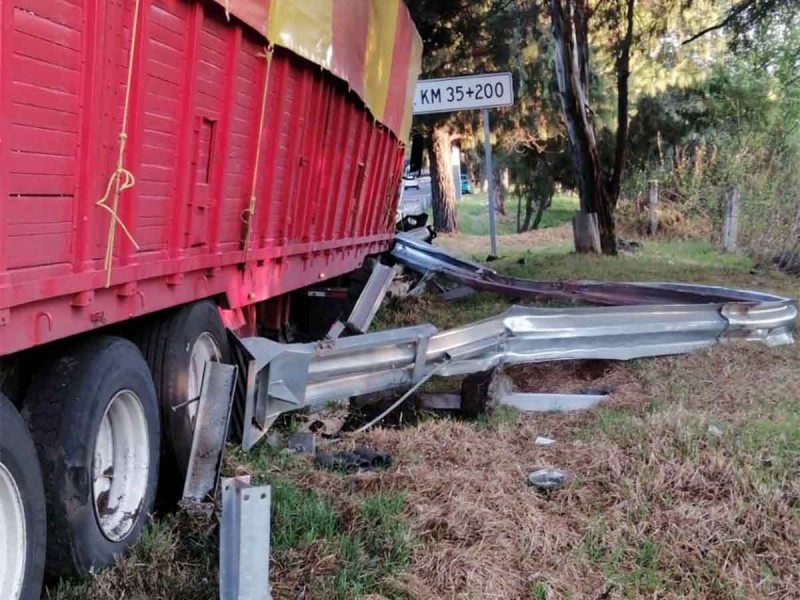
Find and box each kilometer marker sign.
[411,72,514,257]
[412,72,513,115]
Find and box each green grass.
[318,491,412,600]
[456,192,578,235]
[271,480,340,550]
[496,238,755,282]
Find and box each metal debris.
[500,392,609,413]
[393,232,796,307]
[327,262,397,340]
[182,362,237,502]
[285,432,316,455]
[220,477,272,600]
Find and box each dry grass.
[436,223,573,258]
[333,345,800,599]
[47,239,800,600]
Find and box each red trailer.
[0,0,422,596]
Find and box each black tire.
[135,300,230,483]
[0,393,46,600]
[23,336,160,577]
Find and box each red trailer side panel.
[0,0,415,356]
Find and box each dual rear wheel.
[4,299,228,594]
[23,336,160,576]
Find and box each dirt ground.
[435,223,573,257]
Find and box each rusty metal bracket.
[182,362,237,502]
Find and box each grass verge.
[456,192,578,236]
[46,238,800,599]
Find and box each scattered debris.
[534,436,556,446]
[285,432,316,455]
[314,447,392,473]
[352,446,392,469]
[527,468,568,491]
[707,424,723,438]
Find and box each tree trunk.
[531,193,552,230]
[428,125,457,233]
[550,0,617,255]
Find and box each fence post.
[723,187,740,252]
[648,180,659,236]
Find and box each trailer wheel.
[0,393,46,600]
[136,300,230,483]
[23,337,159,576]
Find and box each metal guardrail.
[392,232,793,306]
[233,296,796,449]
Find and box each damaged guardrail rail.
[232,259,796,449]
[393,232,793,306]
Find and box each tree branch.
[682,0,755,45]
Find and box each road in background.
[398,175,433,220]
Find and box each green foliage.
[623,18,800,263]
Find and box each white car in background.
[402,174,420,190]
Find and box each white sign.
[413,72,514,115]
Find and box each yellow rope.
[96,0,142,288]
[241,45,274,252]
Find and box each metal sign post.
[482,108,497,256]
[413,72,513,256]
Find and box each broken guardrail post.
[182,362,237,503]
[220,477,272,600]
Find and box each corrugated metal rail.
[232,239,796,448]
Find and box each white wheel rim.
[92,390,150,542]
[0,463,27,600]
[187,332,222,425]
